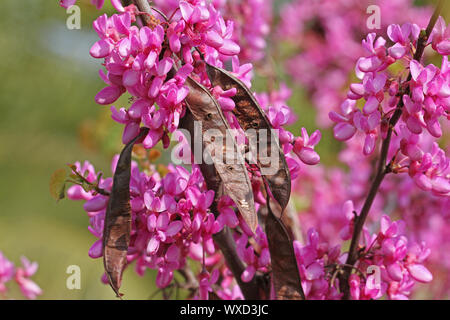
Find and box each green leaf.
[49,168,67,201]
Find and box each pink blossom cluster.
[293,229,342,299]
[288,132,448,299]
[69,159,222,288]
[236,226,270,283]
[0,252,42,300]
[215,0,272,62]
[277,0,432,127]
[86,1,320,170]
[389,176,450,298]
[330,20,449,196]
[291,213,433,300]
[68,156,270,298]
[348,215,433,300]
[152,0,273,62]
[88,1,245,148]
[255,84,321,176]
[67,153,270,300]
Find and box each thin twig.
[177,266,199,290]
[68,167,110,196]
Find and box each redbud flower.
[14,257,42,300]
[0,252,14,294]
[293,128,321,165]
[431,16,450,56]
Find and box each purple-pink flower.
[0,252,42,299]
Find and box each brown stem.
[177,266,199,291]
[132,0,155,26]
[340,0,444,299]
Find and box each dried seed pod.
[180,76,257,232]
[103,127,149,297]
[265,193,305,300]
[205,64,291,215]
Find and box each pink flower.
[293,128,321,165]
[329,99,357,141]
[147,212,184,254]
[0,252,14,294]
[198,269,219,300]
[387,23,420,59]
[431,16,450,55]
[14,257,42,300]
[59,0,77,9]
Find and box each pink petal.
[413,174,432,191]
[157,57,174,76]
[296,147,320,165]
[83,196,108,212]
[431,177,450,195]
[205,30,224,48]
[410,60,422,81]
[333,122,356,141]
[305,262,324,280]
[144,51,158,70]
[436,40,450,55]
[363,133,376,155]
[387,263,403,281]
[88,239,103,258]
[218,39,240,56]
[90,39,113,58]
[406,116,423,134]
[147,237,160,254]
[165,244,180,262]
[157,212,169,229]
[358,56,381,72]
[60,0,77,8]
[128,99,148,120]
[91,0,105,10]
[407,264,433,283]
[241,265,256,283]
[122,69,140,87]
[165,221,183,237]
[388,43,406,59]
[142,129,163,149]
[156,268,173,288]
[111,0,125,12]
[122,122,140,144]
[363,96,379,115]
[95,86,124,105]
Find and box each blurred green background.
[0,0,157,299]
[0,0,446,300]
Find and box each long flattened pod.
[181,76,257,232]
[265,193,305,300]
[206,64,291,214]
[103,127,149,297]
